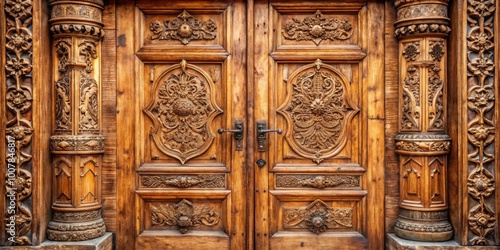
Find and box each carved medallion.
[276,175,359,189]
[277,59,359,164]
[150,10,217,45]
[144,60,222,164]
[151,199,220,234]
[283,199,352,234]
[141,175,225,188]
[282,10,353,46]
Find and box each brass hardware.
[218,120,244,151]
[257,121,282,152]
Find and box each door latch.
[257,121,282,152]
[218,120,244,151]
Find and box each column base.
[394,208,453,242]
[41,232,112,250]
[47,209,106,241]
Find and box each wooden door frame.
[116,0,384,249]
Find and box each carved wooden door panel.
[253,0,384,249]
[117,0,247,249]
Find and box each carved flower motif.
[469,205,496,243]
[468,55,495,76]
[7,124,32,141]
[305,210,328,234]
[429,43,444,61]
[467,0,496,18]
[5,56,32,76]
[6,32,32,53]
[468,87,495,109]
[5,0,32,19]
[6,88,32,113]
[468,124,494,141]
[468,31,494,52]
[467,169,495,199]
[403,43,420,61]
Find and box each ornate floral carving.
[394,1,451,38]
[54,39,72,133]
[276,175,359,189]
[283,199,352,234]
[150,10,217,45]
[401,42,421,131]
[282,10,353,46]
[144,60,222,164]
[50,135,105,152]
[52,210,102,222]
[278,59,359,164]
[4,0,33,245]
[466,0,496,245]
[151,199,220,234]
[141,175,225,188]
[395,140,450,153]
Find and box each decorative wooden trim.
[394,0,453,242]
[141,174,226,189]
[3,0,34,245]
[276,175,360,189]
[47,0,105,242]
[465,0,497,245]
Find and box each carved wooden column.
[47,0,106,241]
[393,0,453,241]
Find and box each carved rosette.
[150,10,217,45]
[394,0,452,242]
[282,10,353,45]
[466,0,496,245]
[47,0,105,241]
[4,0,34,245]
[151,199,220,234]
[277,59,359,164]
[283,199,352,234]
[144,60,222,164]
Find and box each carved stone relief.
[283,199,352,234]
[151,199,220,234]
[4,0,34,245]
[144,60,222,164]
[466,0,496,245]
[141,175,225,188]
[282,10,353,45]
[150,10,217,45]
[278,59,359,164]
[276,175,359,189]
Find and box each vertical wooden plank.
[366,1,385,249]
[253,0,269,249]
[116,0,136,248]
[31,0,52,244]
[246,1,255,249]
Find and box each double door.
[116,0,384,249]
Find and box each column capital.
[394,0,450,38]
[49,0,104,38]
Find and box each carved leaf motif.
[149,10,217,45]
[283,199,352,234]
[141,175,225,188]
[278,59,359,164]
[144,60,222,164]
[282,10,353,45]
[276,175,359,189]
[151,199,220,234]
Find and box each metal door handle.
[218,120,243,151]
[257,121,282,152]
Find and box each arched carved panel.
[277,59,359,164]
[144,60,223,164]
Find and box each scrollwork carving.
[141,175,225,188]
[282,10,353,46]
[144,60,222,164]
[276,175,359,189]
[283,199,352,234]
[150,10,217,45]
[466,0,496,245]
[4,0,33,245]
[151,199,220,234]
[278,59,359,164]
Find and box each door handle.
[218,120,243,151]
[257,121,282,152]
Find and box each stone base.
[387,233,500,250]
[40,232,113,250]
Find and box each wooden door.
[252,0,384,249]
[116,0,384,249]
